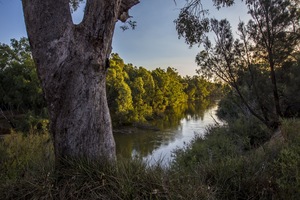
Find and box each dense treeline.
[0,38,47,133]
[0,39,223,131]
[107,53,223,126]
[0,38,45,113]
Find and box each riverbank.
[1,118,299,199]
[171,118,300,199]
[114,104,220,163]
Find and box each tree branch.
[118,0,140,22]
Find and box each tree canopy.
[0,40,223,130]
[176,0,300,129]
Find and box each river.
[113,101,220,165]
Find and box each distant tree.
[136,67,155,110]
[131,77,153,121]
[151,68,170,113]
[183,76,211,101]
[150,67,189,113]
[21,0,139,163]
[165,67,188,107]
[122,64,154,121]
[0,38,45,113]
[184,76,197,101]
[107,54,134,125]
[196,18,276,127]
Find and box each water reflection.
[113,100,219,164]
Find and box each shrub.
[171,118,300,199]
[0,132,213,199]
[13,110,49,134]
[273,119,300,199]
[0,130,53,181]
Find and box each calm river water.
[113,101,220,165]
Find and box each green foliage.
[183,75,221,101]
[0,131,54,181]
[273,119,300,198]
[0,39,222,130]
[151,67,188,113]
[107,54,222,126]
[175,8,210,47]
[106,54,134,125]
[172,118,300,199]
[0,38,45,113]
[13,111,49,134]
[217,55,300,127]
[0,38,48,133]
[275,147,300,197]
[172,117,270,169]
[278,57,300,117]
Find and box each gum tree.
[21,0,139,164]
[175,0,300,129]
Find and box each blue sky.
[0,0,249,76]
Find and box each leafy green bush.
[0,38,46,112]
[172,125,238,169]
[173,116,270,169]
[273,119,300,199]
[275,147,300,198]
[13,110,49,134]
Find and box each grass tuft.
[1,119,299,199]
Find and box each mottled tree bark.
[21,0,139,163]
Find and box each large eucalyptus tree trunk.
[21,0,139,163]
